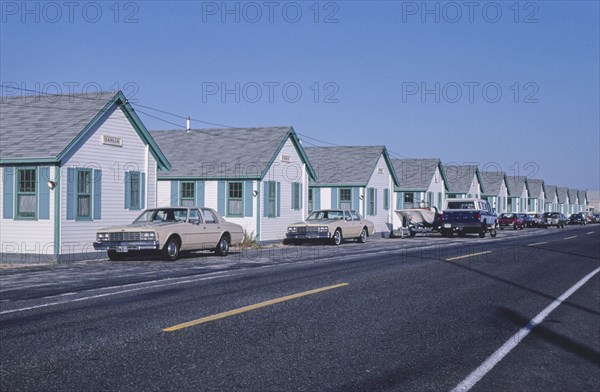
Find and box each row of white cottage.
[0,91,591,261]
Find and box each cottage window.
[292,183,302,210]
[267,181,276,217]
[77,169,92,219]
[16,168,36,219]
[180,182,195,207]
[228,182,243,216]
[339,188,352,210]
[367,188,376,216]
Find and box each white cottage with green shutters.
[0,91,170,262]
[480,171,509,214]
[152,127,316,242]
[505,176,529,213]
[391,158,447,228]
[545,185,559,212]
[443,165,483,199]
[305,146,399,236]
[526,179,546,213]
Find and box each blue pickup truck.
[441,198,498,238]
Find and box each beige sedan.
[286,209,376,245]
[94,207,244,261]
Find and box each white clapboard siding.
[0,166,56,262]
[260,139,307,242]
[365,154,394,235]
[60,104,150,258]
[156,179,171,207]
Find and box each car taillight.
[477,213,481,220]
[442,212,445,220]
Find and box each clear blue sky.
[1,1,598,190]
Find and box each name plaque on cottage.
[102,135,123,147]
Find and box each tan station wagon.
[93,207,244,261]
[285,209,376,245]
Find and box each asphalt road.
[1,225,599,391]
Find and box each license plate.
[116,246,128,253]
[444,223,451,228]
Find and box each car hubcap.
[360,230,366,241]
[335,232,340,244]
[168,242,177,257]
[220,239,228,253]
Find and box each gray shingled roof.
[444,165,479,194]
[577,190,587,202]
[557,187,569,203]
[505,176,528,197]
[152,127,310,179]
[392,159,441,191]
[545,185,558,201]
[305,146,392,186]
[527,179,544,198]
[568,189,579,203]
[480,171,507,196]
[0,91,118,160]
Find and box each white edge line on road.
[0,274,232,315]
[587,231,595,235]
[564,236,577,240]
[450,266,600,392]
[527,242,548,247]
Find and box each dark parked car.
[541,212,567,228]
[523,213,544,228]
[498,213,526,230]
[568,213,587,225]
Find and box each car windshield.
[307,210,345,220]
[446,201,475,209]
[134,208,189,223]
[501,214,515,218]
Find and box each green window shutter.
[276,182,281,217]
[66,168,76,220]
[217,181,226,215]
[291,183,297,210]
[438,192,442,209]
[331,188,338,209]
[3,167,14,219]
[299,183,302,208]
[314,188,321,210]
[196,181,205,207]
[38,166,50,220]
[140,172,145,210]
[244,181,253,217]
[124,172,131,209]
[263,181,269,217]
[374,188,378,215]
[93,169,102,219]
[352,188,360,211]
[396,192,401,210]
[383,188,389,210]
[170,180,179,207]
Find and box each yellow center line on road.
[163,283,349,332]
[446,251,492,262]
[528,242,548,247]
[564,236,577,240]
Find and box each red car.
[498,213,526,230]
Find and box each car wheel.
[490,228,497,238]
[215,235,230,256]
[479,226,486,238]
[332,229,342,246]
[500,227,504,230]
[513,223,518,230]
[161,237,180,261]
[107,250,126,261]
[358,228,367,243]
[519,224,524,230]
[409,229,417,238]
